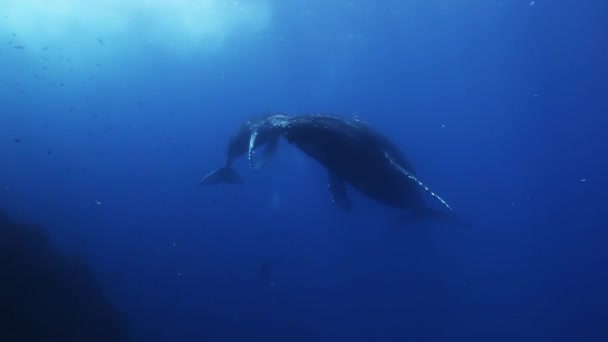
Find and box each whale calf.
[200,113,289,185]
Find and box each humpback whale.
[200,113,289,185]
[277,114,455,221]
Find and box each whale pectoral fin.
[328,172,353,211]
[200,166,242,185]
[384,151,453,211]
[254,135,279,170]
[248,130,259,170]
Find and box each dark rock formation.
[0,210,128,341]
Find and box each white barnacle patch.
[384,152,453,211]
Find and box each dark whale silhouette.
[200,113,289,185]
[278,114,455,221]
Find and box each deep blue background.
[1,0,607,340]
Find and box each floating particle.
[580,178,587,182]
[13,138,21,143]
[529,1,535,6]
[95,200,102,205]
[172,242,177,247]
[98,38,103,45]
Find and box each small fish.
[98,38,103,45]
[13,138,21,143]
[11,32,16,37]
[13,45,24,49]
[42,46,48,50]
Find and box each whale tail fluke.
[200,166,242,185]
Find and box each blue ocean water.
[1,0,607,340]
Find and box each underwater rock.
[0,210,128,341]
